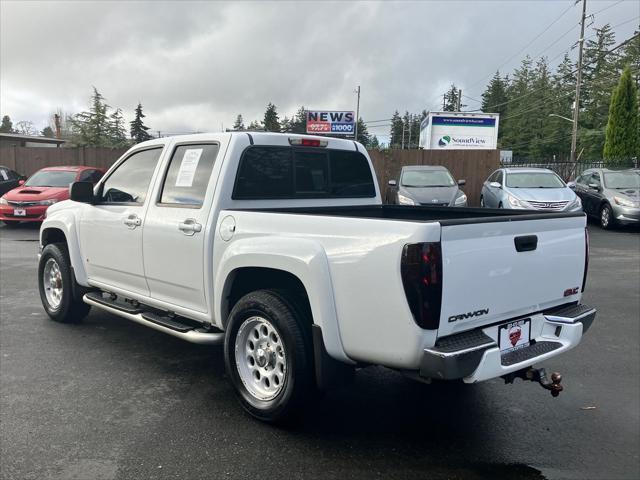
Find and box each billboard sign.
[419,112,499,149]
[306,110,355,135]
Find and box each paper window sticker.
[175,148,203,187]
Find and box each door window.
[99,148,162,204]
[78,169,104,183]
[159,144,219,206]
[591,172,601,187]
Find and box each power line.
[465,2,576,92]
[591,0,625,16]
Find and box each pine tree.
[603,67,639,166]
[108,108,128,146]
[481,71,509,145]
[501,56,536,158]
[262,103,281,132]
[233,114,245,130]
[356,117,371,147]
[280,116,292,133]
[370,135,380,150]
[72,87,112,146]
[548,54,576,159]
[130,103,152,143]
[389,111,404,148]
[290,106,307,133]
[41,126,54,138]
[0,115,13,133]
[248,120,262,130]
[443,84,464,111]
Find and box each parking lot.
[0,222,638,480]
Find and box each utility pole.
[54,113,61,139]
[401,122,406,149]
[354,85,361,141]
[408,115,413,149]
[570,0,587,163]
[457,89,462,111]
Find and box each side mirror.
[18,179,25,186]
[457,179,466,187]
[588,183,600,191]
[489,182,502,189]
[567,181,576,190]
[69,181,95,204]
[388,179,397,187]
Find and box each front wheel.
[38,243,91,322]
[224,289,313,423]
[600,204,614,229]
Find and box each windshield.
[603,171,640,189]
[25,170,77,187]
[401,170,455,187]
[506,172,565,188]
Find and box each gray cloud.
[1,0,637,141]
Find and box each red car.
[0,166,104,225]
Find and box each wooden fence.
[369,149,500,206]
[0,146,500,206]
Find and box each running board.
[83,292,224,345]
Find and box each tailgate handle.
[514,235,538,252]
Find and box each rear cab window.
[233,146,376,200]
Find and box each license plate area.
[499,318,531,354]
[13,209,26,216]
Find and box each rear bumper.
[420,304,596,382]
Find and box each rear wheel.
[600,203,614,229]
[224,289,313,423]
[38,243,91,322]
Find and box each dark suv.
[570,168,640,229]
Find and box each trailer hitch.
[502,367,563,397]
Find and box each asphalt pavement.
[1,221,638,480]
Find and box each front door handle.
[179,218,202,236]
[124,214,142,229]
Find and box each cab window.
[159,144,219,206]
[99,148,162,204]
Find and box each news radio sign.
[306,110,355,135]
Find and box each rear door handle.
[514,235,538,252]
[124,214,142,229]
[179,218,202,236]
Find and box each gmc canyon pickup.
[38,132,596,422]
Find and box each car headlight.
[397,193,415,205]
[568,196,582,209]
[0,197,8,205]
[614,196,638,208]
[454,193,467,206]
[34,199,59,206]
[507,194,528,208]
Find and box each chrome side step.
[83,293,224,345]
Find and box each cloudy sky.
[1,0,638,142]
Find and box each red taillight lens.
[401,242,443,329]
[581,227,589,292]
[288,137,328,147]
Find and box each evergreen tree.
[481,72,510,144]
[370,135,380,150]
[501,56,536,157]
[233,114,245,130]
[248,120,262,130]
[0,115,13,133]
[290,106,307,133]
[109,108,128,146]
[262,103,281,132]
[130,103,152,143]
[71,87,111,146]
[41,126,54,138]
[389,111,404,148]
[356,117,371,147]
[443,84,463,111]
[548,54,576,159]
[280,116,292,133]
[603,67,639,166]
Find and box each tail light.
[581,227,589,292]
[401,242,443,329]
[288,137,327,147]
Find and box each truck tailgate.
[438,214,587,337]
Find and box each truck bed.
[233,204,585,225]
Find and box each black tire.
[38,243,91,323]
[224,289,313,423]
[2,220,20,226]
[480,195,485,207]
[599,203,614,229]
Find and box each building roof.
[0,133,66,144]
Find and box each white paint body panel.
[40,132,589,376]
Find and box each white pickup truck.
[38,132,596,422]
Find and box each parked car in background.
[0,166,104,225]
[0,165,25,197]
[387,165,467,206]
[480,167,582,212]
[569,168,640,229]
